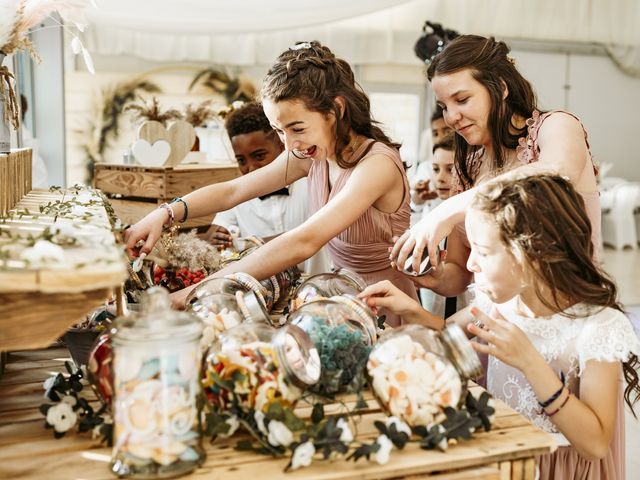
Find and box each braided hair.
[260,41,400,169]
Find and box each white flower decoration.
[336,418,353,443]
[20,240,65,264]
[46,402,77,433]
[385,416,411,437]
[374,434,393,465]
[219,415,239,438]
[267,420,294,447]
[290,441,315,470]
[61,395,77,407]
[254,411,268,436]
[43,375,56,391]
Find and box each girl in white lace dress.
[361,174,640,479]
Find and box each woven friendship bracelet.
[546,392,570,417]
[537,371,566,409]
[158,203,174,227]
[171,197,189,223]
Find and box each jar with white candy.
[110,287,205,478]
[367,324,482,428]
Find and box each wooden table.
[0,349,556,480]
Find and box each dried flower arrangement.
[125,95,183,126]
[151,230,221,274]
[183,99,218,128]
[0,0,96,130]
[79,78,160,180]
[189,67,256,104]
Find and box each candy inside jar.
[110,287,205,479]
[201,323,320,414]
[287,295,376,396]
[290,268,367,312]
[367,324,481,428]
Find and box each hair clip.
[291,42,312,51]
[507,56,516,66]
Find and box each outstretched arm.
[124,150,309,257]
[170,152,405,308]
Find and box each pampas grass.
[152,230,222,273]
[184,99,217,128]
[125,96,183,127]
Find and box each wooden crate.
[0,349,556,480]
[94,163,240,228]
[0,149,32,216]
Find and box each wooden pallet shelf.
[0,188,127,351]
[0,348,556,480]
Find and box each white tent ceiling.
[84,0,640,74]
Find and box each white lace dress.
[475,292,640,480]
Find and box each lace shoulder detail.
[516,110,598,176]
[576,308,640,374]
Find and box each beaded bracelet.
[171,197,189,223]
[158,203,174,227]
[537,371,566,409]
[546,392,570,417]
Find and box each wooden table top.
[0,348,556,480]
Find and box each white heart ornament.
[131,139,171,167]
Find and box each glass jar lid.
[113,287,201,344]
[327,295,377,345]
[440,324,483,379]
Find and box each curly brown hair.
[472,174,639,413]
[260,41,400,169]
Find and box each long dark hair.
[260,41,400,169]
[472,174,640,413]
[427,35,538,190]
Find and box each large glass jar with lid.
[290,268,367,312]
[201,323,320,414]
[189,290,272,352]
[287,295,377,396]
[110,287,205,479]
[367,323,482,428]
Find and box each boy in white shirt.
[419,133,473,317]
[205,102,330,274]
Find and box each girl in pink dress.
[391,35,601,300]
[362,174,640,479]
[125,41,418,319]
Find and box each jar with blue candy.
[110,287,205,478]
[287,295,377,396]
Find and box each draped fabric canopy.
[85,0,640,75]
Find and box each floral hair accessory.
[290,42,312,51]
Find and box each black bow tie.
[259,187,290,201]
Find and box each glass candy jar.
[367,324,482,428]
[290,268,367,311]
[189,290,272,352]
[110,287,205,479]
[287,295,377,396]
[201,323,320,414]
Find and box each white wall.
[64,43,640,184]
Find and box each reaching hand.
[358,280,421,318]
[206,224,233,250]
[124,208,168,258]
[169,286,194,310]
[467,307,540,373]
[390,199,460,274]
[414,179,439,201]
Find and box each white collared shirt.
[214,177,331,274]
